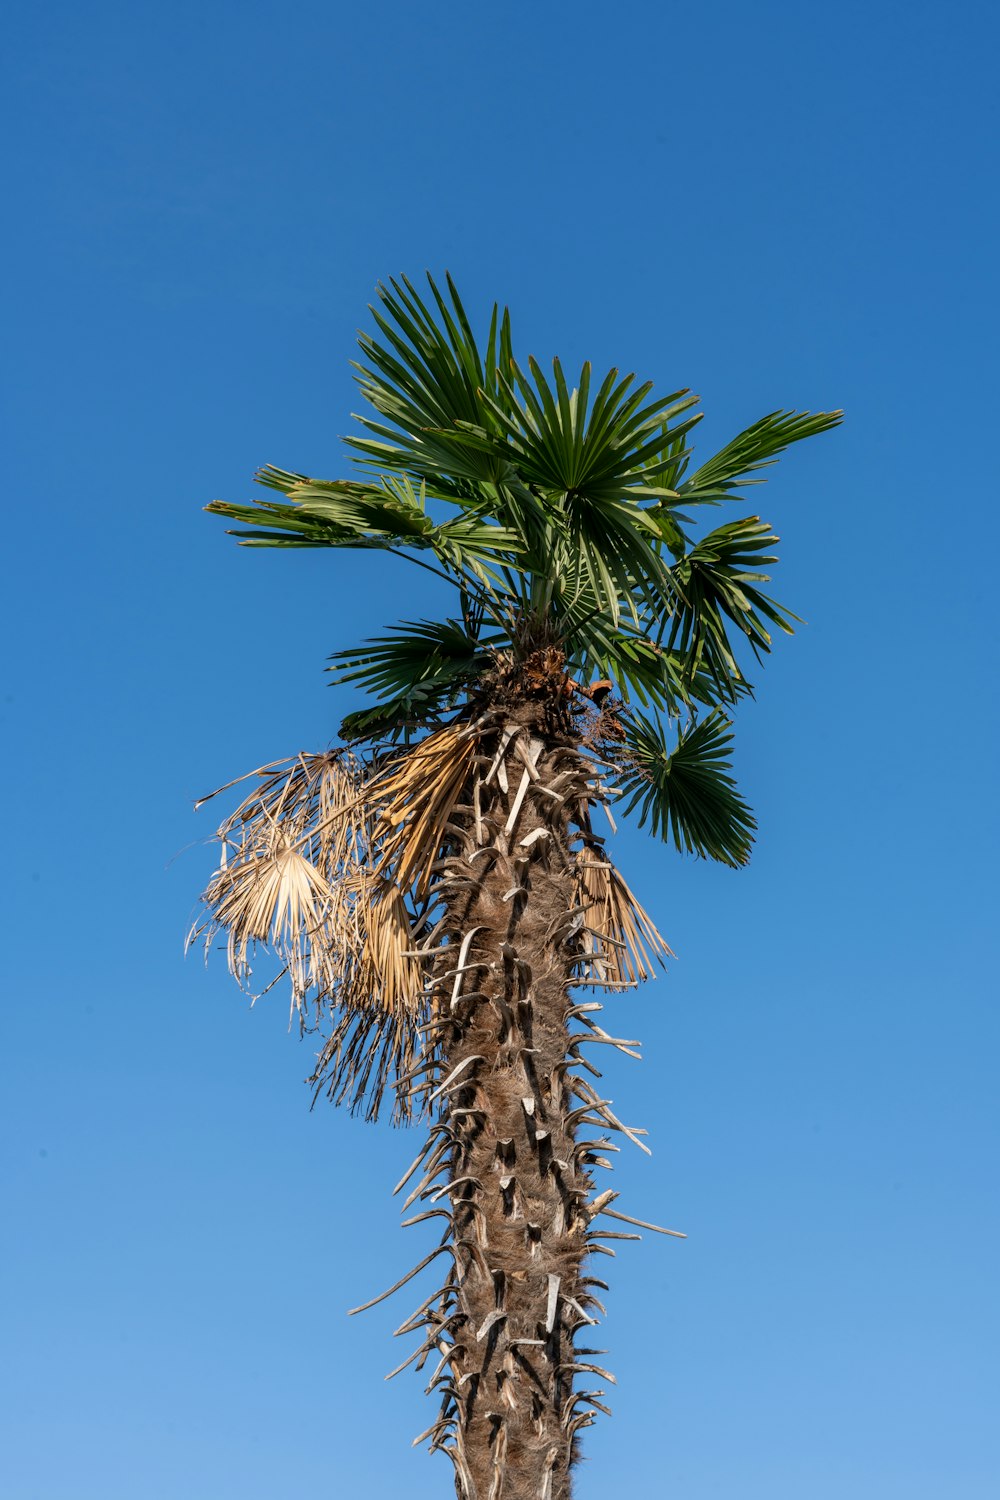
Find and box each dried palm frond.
[191,752,358,1009]
[190,744,467,1121]
[311,979,421,1122]
[202,824,335,1001]
[370,724,478,899]
[574,847,674,988]
[306,872,428,1121]
[191,753,416,1021]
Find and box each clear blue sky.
[3,2,998,1496]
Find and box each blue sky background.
[3,2,998,1496]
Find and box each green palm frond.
[220,475,436,543]
[206,274,840,738]
[477,357,701,500]
[564,612,702,715]
[664,515,799,694]
[207,474,431,547]
[678,408,843,505]
[341,275,704,625]
[348,273,517,491]
[207,472,522,608]
[635,421,699,497]
[618,709,757,867]
[330,619,503,740]
[472,359,701,621]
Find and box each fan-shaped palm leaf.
[348,273,518,491]
[330,619,504,741]
[618,709,757,867]
[190,751,427,1119]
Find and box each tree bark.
[414,724,603,1500]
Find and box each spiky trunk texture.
[408,721,606,1500]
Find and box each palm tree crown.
[208,273,837,852]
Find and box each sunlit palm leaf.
[618,710,757,867]
[473,358,701,620]
[477,357,700,496]
[207,473,522,613]
[678,408,843,505]
[348,274,517,490]
[664,515,799,694]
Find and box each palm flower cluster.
[192,275,839,1500]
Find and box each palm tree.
[192,275,839,1500]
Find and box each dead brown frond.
[191,752,358,1007]
[369,724,478,899]
[190,749,430,1119]
[351,874,424,1019]
[574,847,674,988]
[203,823,334,1000]
[190,727,493,1120]
[310,967,419,1123]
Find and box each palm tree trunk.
[411,722,604,1500]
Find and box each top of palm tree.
[206,273,840,868]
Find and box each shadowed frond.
[618,709,757,867]
[567,612,722,714]
[330,619,505,741]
